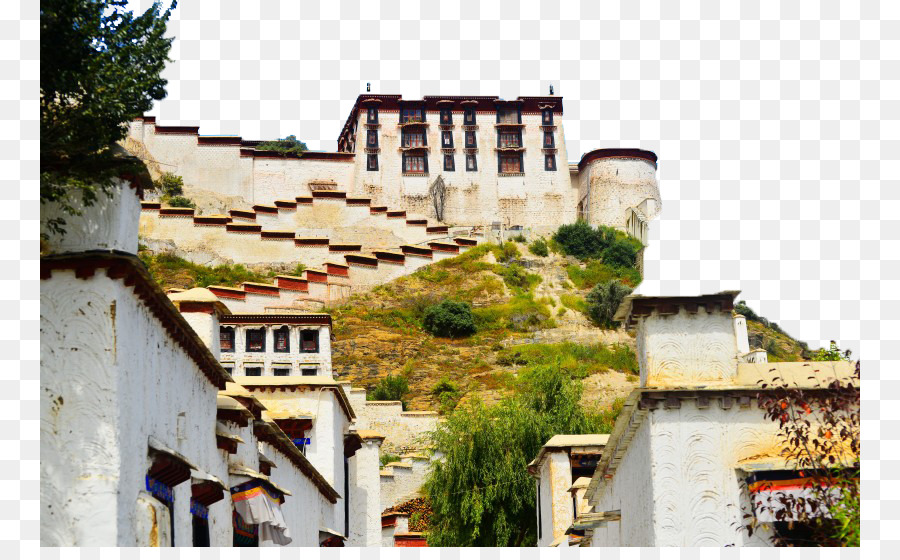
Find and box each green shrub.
[292,263,306,276]
[559,293,587,313]
[585,279,633,329]
[380,453,401,467]
[602,239,639,268]
[473,294,555,333]
[153,172,184,197]
[255,134,308,156]
[423,300,477,338]
[509,234,527,243]
[552,222,642,266]
[566,260,641,290]
[528,237,549,257]
[492,242,521,263]
[493,262,541,293]
[495,341,638,377]
[166,195,195,208]
[432,377,463,414]
[367,374,410,409]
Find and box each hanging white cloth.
[231,483,292,545]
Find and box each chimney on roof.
[549,84,554,95]
[366,82,370,92]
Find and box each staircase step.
[141,201,161,210]
[207,285,246,300]
[274,200,298,209]
[311,190,347,199]
[428,241,460,253]
[426,226,449,234]
[194,215,231,226]
[303,269,329,283]
[226,223,262,233]
[406,219,427,226]
[386,210,407,218]
[329,243,362,253]
[252,204,278,214]
[374,251,405,264]
[159,207,195,217]
[275,275,309,292]
[242,282,280,296]
[454,237,478,246]
[344,253,379,267]
[323,262,350,277]
[296,196,313,205]
[229,209,257,220]
[346,197,371,206]
[370,206,388,214]
[294,238,329,247]
[260,230,295,240]
[400,245,433,258]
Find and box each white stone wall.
[348,439,383,546]
[220,324,332,377]
[353,402,440,453]
[40,270,226,546]
[41,179,141,254]
[536,450,574,547]
[636,307,739,388]
[578,157,661,230]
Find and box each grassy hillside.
[736,300,811,361]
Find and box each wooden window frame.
[498,131,522,148]
[440,108,453,125]
[367,107,378,124]
[464,130,477,149]
[366,154,378,171]
[545,153,557,171]
[272,368,291,377]
[441,130,454,148]
[542,108,554,125]
[498,153,523,173]
[463,107,476,125]
[466,153,478,171]
[402,130,426,148]
[497,107,521,124]
[400,107,424,124]
[403,154,428,173]
[300,329,319,353]
[366,129,378,148]
[245,328,265,353]
[543,131,555,148]
[443,154,455,171]
[273,326,290,353]
[244,366,262,376]
[301,368,318,376]
[219,327,235,352]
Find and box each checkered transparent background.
[12,0,896,556]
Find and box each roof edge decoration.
[577,148,659,171]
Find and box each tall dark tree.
[41,0,176,235]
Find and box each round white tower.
[577,149,660,231]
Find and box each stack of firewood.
[384,497,432,532]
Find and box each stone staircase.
[142,191,481,310]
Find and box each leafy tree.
[601,238,640,268]
[41,0,177,236]
[367,374,410,409]
[431,377,462,414]
[552,221,603,260]
[255,135,308,156]
[584,279,633,328]
[528,237,549,257]
[425,363,617,546]
[423,300,477,338]
[745,357,860,546]
[153,171,184,197]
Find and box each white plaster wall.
[180,311,220,359]
[355,404,439,453]
[589,418,656,547]
[348,439,382,546]
[733,315,751,354]
[579,158,660,230]
[636,308,739,388]
[41,179,141,254]
[41,271,227,546]
[221,324,332,377]
[536,451,573,547]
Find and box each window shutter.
[424,156,429,173]
[498,154,502,173]
[517,108,522,124]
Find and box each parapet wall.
[576,150,661,231]
[346,388,440,453]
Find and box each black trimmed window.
[545,154,557,171]
[403,154,428,173]
[444,154,455,171]
[401,130,426,148]
[497,108,520,124]
[440,108,452,124]
[367,107,378,124]
[542,108,554,125]
[367,154,378,171]
[499,153,523,173]
[441,130,453,148]
[498,131,521,148]
[244,367,262,376]
[400,107,424,123]
[466,154,477,171]
[366,129,378,147]
[463,107,476,125]
[464,131,477,149]
[274,326,290,353]
[245,328,265,352]
[301,368,318,376]
[220,327,235,352]
[543,131,555,148]
[300,329,319,353]
[272,368,290,376]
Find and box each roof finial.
[549,84,554,95]
[366,82,371,92]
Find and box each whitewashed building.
[528,434,608,547]
[218,313,333,378]
[578,292,857,547]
